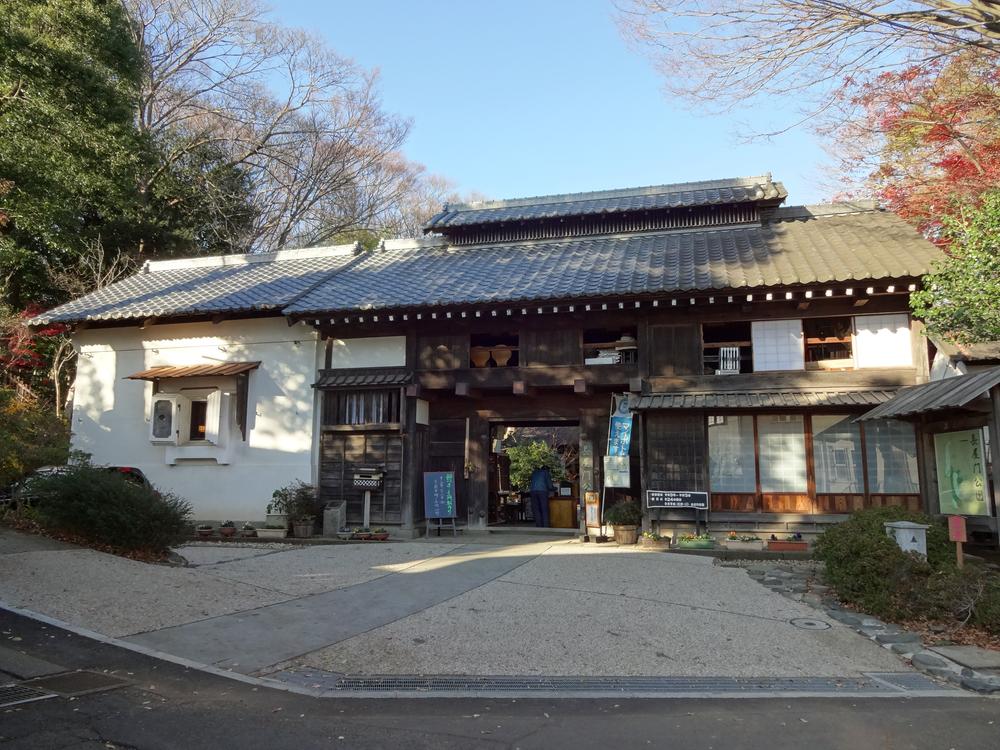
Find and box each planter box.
[195,528,214,539]
[638,537,671,550]
[767,540,809,552]
[256,528,288,540]
[371,532,390,541]
[725,540,765,552]
[613,525,639,546]
[219,527,237,538]
[677,539,715,550]
[292,523,313,539]
[265,513,287,529]
[240,529,257,538]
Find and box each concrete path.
[124,543,547,673]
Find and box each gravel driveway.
[0,528,903,679]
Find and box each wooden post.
[989,386,1000,548]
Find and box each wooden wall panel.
[761,493,813,513]
[417,334,469,370]
[645,412,707,492]
[320,432,404,524]
[711,493,757,512]
[815,494,865,514]
[647,324,702,377]
[867,494,922,512]
[521,328,582,367]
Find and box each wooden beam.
[211,314,227,325]
[512,381,535,397]
[853,298,869,307]
[797,301,811,311]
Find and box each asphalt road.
[1,609,998,750]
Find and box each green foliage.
[911,192,1000,343]
[815,507,1000,633]
[0,389,68,490]
[604,500,642,526]
[505,441,565,492]
[30,463,191,553]
[267,480,319,520]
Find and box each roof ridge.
[144,243,358,273]
[770,201,881,220]
[443,174,778,213]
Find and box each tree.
[617,1,1000,123]
[910,191,1000,343]
[0,0,150,309]
[123,0,435,251]
[829,52,1000,231]
[505,441,566,492]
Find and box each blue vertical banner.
[607,393,633,457]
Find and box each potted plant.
[604,501,642,545]
[256,524,288,540]
[195,523,214,539]
[352,527,372,540]
[677,533,715,549]
[767,533,809,552]
[240,522,257,538]
[725,531,764,552]
[336,526,353,541]
[371,527,390,541]
[267,480,318,533]
[638,530,671,549]
[219,520,237,538]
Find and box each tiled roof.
[424,175,787,229]
[288,207,940,315]
[126,362,260,380]
[313,367,412,389]
[30,245,358,325]
[857,366,1000,421]
[632,389,898,410]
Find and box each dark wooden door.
[427,418,469,522]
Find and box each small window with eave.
[703,322,752,374]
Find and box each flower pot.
[196,528,213,539]
[371,532,390,541]
[353,532,372,541]
[677,539,715,549]
[256,528,287,540]
[293,522,313,538]
[219,527,236,538]
[767,540,809,552]
[265,513,287,529]
[470,347,492,368]
[490,345,513,367]
[612,525,639,545]
[725,540,765,552]
[241,529,257,538]
[638,536,671,549]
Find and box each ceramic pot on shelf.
[491,345,512,367]
[470,347,492,368]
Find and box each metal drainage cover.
[790,617,831,630]
[0,683,55,708]
[24,671,130,697]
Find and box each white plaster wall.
[930,349,967,380]
[70,317,320,521]
[328,335,406,369]
[854,313,913,368]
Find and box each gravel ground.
[0,548,290,637]
[190,542,459,597]
[295,545,904,677]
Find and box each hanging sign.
[934,429,990,516]
[607,393,633,457]
[603,455,631,488]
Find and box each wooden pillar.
[467,412,490,530]
[988,386,1000,535]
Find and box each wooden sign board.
[584,491,601,526]
[423,471,457,519]
[646,490,709,510]
[948,515,968,543]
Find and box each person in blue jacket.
[528,464,554,527]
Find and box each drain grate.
[24,671,130,697]
[0,683,55,708]
[270,669,956,696]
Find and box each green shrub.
[30,464,191,553]
[0,390,69,491]
[814,506,1000,632]
[505,441,565,491]
[605,500,642,526]
[268,479,319,521]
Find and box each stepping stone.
[875,631,922,645]
[959,676,1000,694]
[828,611,862,627]
[911,652,948,670]
[930,645,1000,670]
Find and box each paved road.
[2,610,998,750]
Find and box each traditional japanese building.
[34,175,945,537]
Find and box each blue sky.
[271,0,829,205]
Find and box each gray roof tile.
[31,246,358,325]
[857,366,1000,420]
[425,175,787,229]
[633,389,898,410]
[288,208,940,315]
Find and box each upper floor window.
[854,314,912,368]
[703,322,752,374]
[470,332,519,368]
[584,327,638,365]
[752,319,804,371]
[803,317,854,370]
